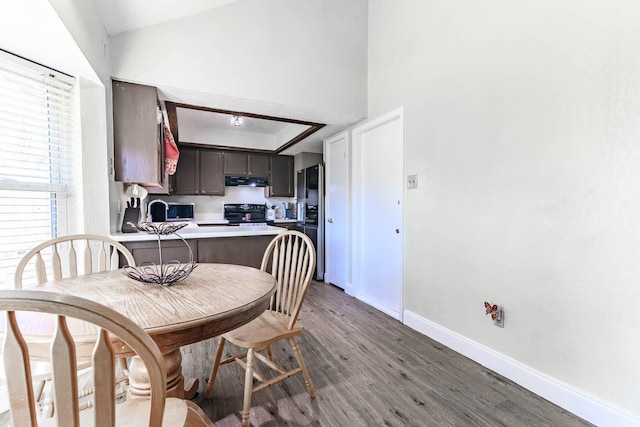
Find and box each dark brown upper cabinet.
[266,155,294,197]
[224,152,247,175]
[174,147,224,196]
[173,147,199,195]
[112,80,165,187]
[224,152,269,177]
[200,150,225,195]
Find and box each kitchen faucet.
[147,199,168,222]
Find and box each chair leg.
[266,344,274,362]
[206,336,226,399]
[289,337,316,398]
[241,348,256,427]
[40,381,55,418]
[116,357,128,375]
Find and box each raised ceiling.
[93,0,239,36]
[95,0,339,155]
[170,103,324,154]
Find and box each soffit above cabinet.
[169,102,325,155]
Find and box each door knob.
[328,218,334,223]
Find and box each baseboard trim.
[403,310,639,427]
[357,294,401,320]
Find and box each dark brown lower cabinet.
[122,235,274,269]
[198,236,273,269]
[123,239,198,266]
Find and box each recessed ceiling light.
[229,115,243,127]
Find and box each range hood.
[224,176,269,187]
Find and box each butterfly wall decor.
[484,302,499,320]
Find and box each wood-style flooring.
[182,281,593,427]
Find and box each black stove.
[224,203,270,225]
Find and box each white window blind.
[0,50,76,289]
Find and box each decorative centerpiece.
[122,222,197,285]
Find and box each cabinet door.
[248,154,270,177]
[224,152,247,175]
[113,80,163,186]
[267,155,294,197]
[200,150,224,195]
[173,147,199,195]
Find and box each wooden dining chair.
[0,289,214,427]
[205,230,317,427]
[14,234,135,289]
[13,234,136,418]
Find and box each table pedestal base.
[128,348,199,400]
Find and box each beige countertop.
[112,224,286,242]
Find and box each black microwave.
[149,201,195,222]
[167,203,194,221]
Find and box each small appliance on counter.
[121,183,148,233]
[224,204,270,225]
[121,197,141,233]
[266,206,276,221]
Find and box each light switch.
[407,174,418,189]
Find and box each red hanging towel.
[163,110,180,175]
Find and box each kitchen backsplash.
[149,186,294,222]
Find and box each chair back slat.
[109,248,120,270]
[0,290,167,427]
[288,243,312,329]
[97,241,107,273]
[34,252,47,287]
[283,235,297,315]
[269,239,282,312]
[52,245,63,281]
[67,240,78,278]
[3,311,37,426]
[84,239,94,275]
[51,315,81,426]
[260,231,316,329]
[92,329,116,426]
[14,234,136,289]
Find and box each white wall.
[110,0,368,126]
[368,0,640,422]
[1,0,112,236]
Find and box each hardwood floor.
[182,281,592,426]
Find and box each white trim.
[357,294,401,320]
[345,281,356,297]
[403,310,640,427]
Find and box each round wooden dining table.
[23,263,276,400]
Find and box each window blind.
[0,50,76,289]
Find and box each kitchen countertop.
[112,225,286,242]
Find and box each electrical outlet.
[494,308,504,328]
[407,174,418,189]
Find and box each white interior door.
[352,108,403,320]
[324,132,349,289]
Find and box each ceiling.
[93,0,239,36]
[94,0,334,155]
[171,104,325,154]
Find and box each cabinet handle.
[395,229,400,233]
[328,218,333,223]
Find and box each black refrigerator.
[296,164,324,281]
